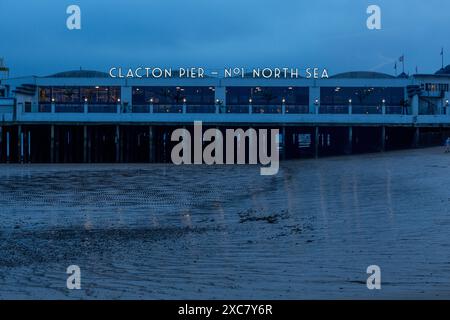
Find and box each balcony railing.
[131,105,150,113]
[386,106,407,115]
[225,105,249,113]
[252,105,282,114]
[352,106,383,114]
[26,103,445,117]
[55,104,84,113]
[285,105,309,114]
[319,105,349,114]
[186,105,216,113]
[153,105,183,113]
[38,103,52,113]
[88,104,117,113]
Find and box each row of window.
[39,86,121,104]
[422,83,449,92]
[38,86,406,106]
[132,86,215,105]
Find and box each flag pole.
[402,54,405,73]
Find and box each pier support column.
[119,126,124,163]
[149,125,155,163]
[83,126,88,163]
[281,126,286,160]
[27,130,31,163]
[6,131,10,163]
[380,126,386,152]
[413,127,420,148]
[347,126,353,154]
[115,125,120,163]
[314,126,319,158]
[0,126,2,162]
[50,125,55,163]
[18,125,23,163]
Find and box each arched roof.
[46,70,110,78]
[435,65,450,75]
[331,71,395,79]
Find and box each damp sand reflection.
[0,147,450,299]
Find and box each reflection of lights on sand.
[182,212,192,227]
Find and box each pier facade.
[1,68,450,163]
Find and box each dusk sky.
[1,0,449,77]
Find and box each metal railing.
[352,106,383,114]
[186,105,216,113]
[153,105,183,113]
[252,105,282,114]
[131,105,150,113]
[27,103,446,117]
[285,105,309,114]
[385,106,406,115]
[55,104,84,113]
[38,103,52,113]
[225,105,249,113]
[319,105,349,114]
[88,104,117,113]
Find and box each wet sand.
[0,147,450,299]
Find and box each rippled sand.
[0,147,450,299]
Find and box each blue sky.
[1,0,449,77]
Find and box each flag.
[441,48,444,56]
[394,62,397,71]
[399,55,404,62]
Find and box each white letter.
[203,128,224,165]
[66,5,81,30]
[171,128,191,164]
[366,5,381,30]
[66,265,81,289]
[366,265,381,290]
[259,129,279,176]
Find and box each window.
[226,87,309,105]
[320,87,404,106]
[132,86,215,105]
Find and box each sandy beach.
[0,147,449,299]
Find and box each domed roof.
[331,71,395,79]
[435,65,450,75]
[46,70,109,78]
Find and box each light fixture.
[51,98,55,102]
[84,98,88,102]
[150,98,154,103]
[183,98,186,103]
[314,99,319,105]
[348,99,352,104]
[117,98,121,102]
[249,98,253,104]
[282,98,286,104]
[95,86,100,89]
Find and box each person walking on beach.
[445,137,450,153]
